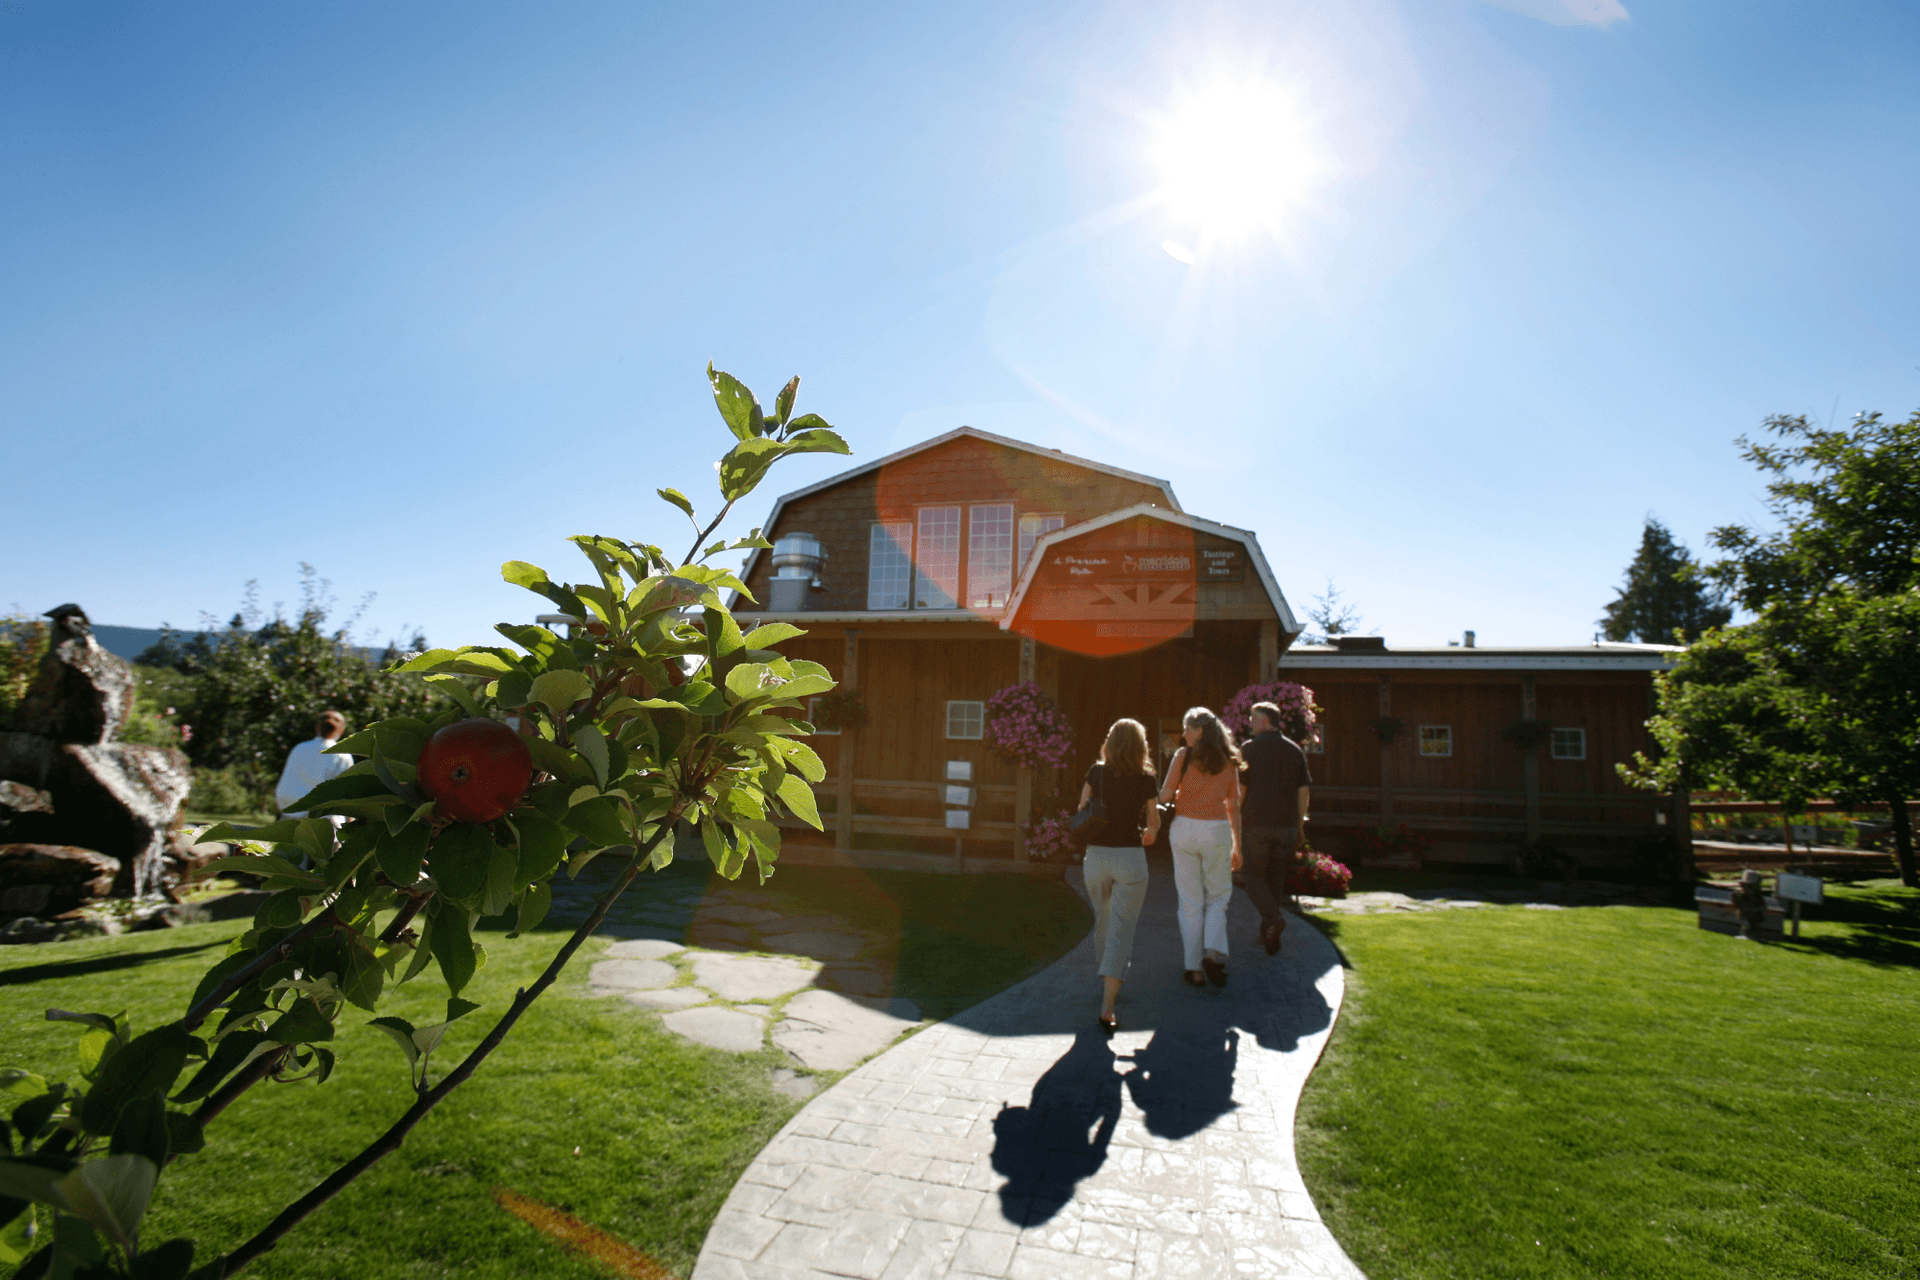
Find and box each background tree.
[138,571,446,808]
[1597,517,1730,643]
[1301,578,1365,645]
[1625,412,1920,887]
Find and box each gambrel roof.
[737,426,1183,587]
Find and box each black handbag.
[1068,764,1107,849]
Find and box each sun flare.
[1150,78,1331,241]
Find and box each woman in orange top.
[1159,706,1244,987]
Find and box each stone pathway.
[691,852,1365,1280]
[586,936,923,1099]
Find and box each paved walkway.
[692,851,1366,1279]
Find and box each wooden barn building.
[733,428,1681,872]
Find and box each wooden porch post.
[836,630,860,853]
[1259,619,1279,683]
[1377,675,1394,825]
[1522,674,1541,844]
[1014,636,1036,862]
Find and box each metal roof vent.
[768,532,826,612]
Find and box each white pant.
[1170,816,1233,970]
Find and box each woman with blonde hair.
[1160,706,1244,988]
[1077,717,1161,1035]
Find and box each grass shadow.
[0,939,230,988]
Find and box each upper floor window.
[867,522,912,610]
[1019,513,1065,575]
[1418,725,1452,757]
[968,504,1014,609]
[1550,727,1586,760]
[915,506,962,609]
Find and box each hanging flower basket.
[1223,681,1321,745]
[1502,718,1552,752]
[1022,809,1077,861]
[983,682,1074,770]
[1285,848,1353,898]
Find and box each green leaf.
[266,999,335,1046]
[510,881,552,936]
[281,771,391,815]
[716,436,787,502]
[397,646,518,677]
[480,840,519,918]
[367,1017,421,1070]
[657,487,696,521]
[428,904,477,997]
[77,1025,195,1136]
[201,854,326,889]
[707,363,765,441]
[525,735,583,782]
[564,796,630,849]
[339,935,388,1012]
[130,1235,197,1280]
[424,673,482,717]
[0,1200,33,1267]
[428,824,498,908]
[724,662,773,702]
[401,915,437,984]
[54,1153,157,1256]
[375,822,430,886]
[772,375,799,427]
[741,622,806,649]
[528,670,593,719]
[781,417,848,451]
[108,1094,170,1169]
[573,723,610,789]
[776,773,824,830]
[10,1092,61,1146]
[493,669,535,710]
[511,812,568,884]
[163,1111,205,1158]
[171,1030,272,1103]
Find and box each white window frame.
[914,506,962,609]
[806,696,841,736]
[1550,727,1586,760]
[967,503,1015,610]
[1418,725,1452,758]
[867,521,913,610]
[946,700,985,740]
[1018,512,1066,575]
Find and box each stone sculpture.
[0,604,192,907]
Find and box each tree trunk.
[1887,790,1918,889]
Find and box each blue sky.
[6,0,1917,650]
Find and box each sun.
[1150,78,1331,241]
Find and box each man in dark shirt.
[1239,701,1313,955]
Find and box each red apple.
[418,718,534,823]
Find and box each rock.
[588,958,677,993]
[624,988,710,1011]
[0,917,60,945]
[10,608,134,744]
[603,938,685,961]
[734,1004,773,1020]
[163,834,230,883]
[772,991,921,1072]
[0,845,121,917]
[690,953,819,1003]
[661,1006,768,1054]
[0,736,191,898]
[769,1068,818,1100]
[0,781,54,820]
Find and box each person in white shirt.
[275,710,353,821]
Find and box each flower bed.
[1022,810,1076,861]
[1287,848,1353,897]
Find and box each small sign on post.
[945,761,974,866]
[1776,872,1823,938]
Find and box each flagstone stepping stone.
[756,928,866,961]
[662,1006,767,1054]
[769,1068,818,1101]
[734,1004,773,1020]
[625,988,710,1011]
[814,963,889,997]
[698,905,784,925]
[588,958,676,994]
[690,953,820,1003]
[771,990,922,1072]
[604,938,684,960]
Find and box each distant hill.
[86,625,388,665]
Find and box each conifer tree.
[1598,518,1730,643]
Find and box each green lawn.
[1297,878,1920,1280]
[1,857,1089,1279]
